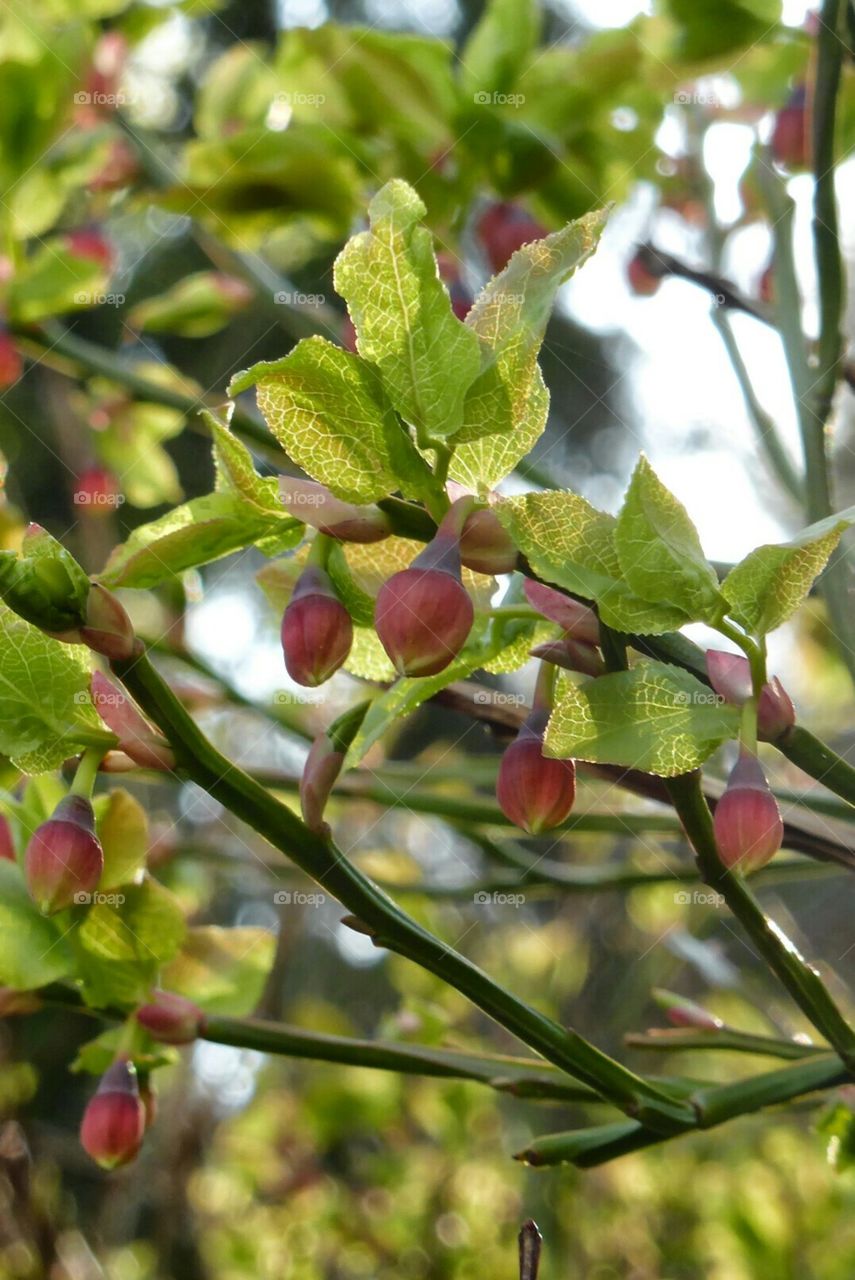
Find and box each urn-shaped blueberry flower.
[496,706,576,836]
[713,752,784,874]
[80,1059,146,1170]
[281,564,353,687]
[25,794,104,914]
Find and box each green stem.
[69,747,104,800]
[624,1028,824,1060]
[666,771,855,1068]
[778,725,855,809]
[110,652,696,1132]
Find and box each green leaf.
[7,241,109,323]
[459,0,541,97]
[73,878,186,1008]
[0,860,74,989]
[0,603,105,772]
[495,491,690,634]
[615,455,723,622]
[160,925,276,1016]
[99,493,303,590]
[206,412,283,514]
[128,271,251,338]
[449,209,607,492]
[0,523,89,632]
[818,1102,855,1174]
[333,180,481,442]
[194,44,279,138]
[545,660,740,776]
[665,0,782,62]
[95,401,185,510]
[722,510,853,635]
[70,1026,177,1077]
[96,789,149,891]
[231,336,433,503]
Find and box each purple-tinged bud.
[713,752,784,874]
[91,672,175,771]
[459,508,517,575]
[375,500,475,677]
[496,712,576,834]
[136,990,205,1044]
[80,1059,146,1170]
[523,580,600,646]
[705,650,795,741]
[25,795,104,914]
[281,565,353,686]
[0,814,15,861]
[78,583,138,660]
[530,637,605,678]
[652,988,724,1031]
[279,479,391,544]
[0,988,41,1016]
[299,701,370,833]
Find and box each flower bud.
[300,701,371,833]
[281,565,353,686]
[772,85,808,169]
[0,814,15,861]
[530,637,605,678]
[91,672,175,771]
[0,327,22,390]
[713,752,783,874]
[523,580,600,645]
[705,650,795,741]
[652,988,723,1031]
[25,794,104,914]
[78,583,137,661]
[496,712,576,834]
[278,479,391,544]
[0,988,41,1016]
[476,202,548,273]
[136,990,205,1045]
[65,229,114,271]
[80,1059,146,1170]
[459,507,517,575]
[375,500,474,677]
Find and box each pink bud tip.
[80,583,137,660]
[278,478,391,544]
[523,580,600,646]
[25,795,104,914]
[496,722,576,834]
[375,567,474,677]
[653,989,723,1031]
[0,988,42,1016]
[80,1059,146,1170]
[91,672,175,771]
[530,637,605,678]
[0,814,15,861]
[459,507,517,575]
[713,754,784,874]
[705,650,795,741]
[300,735,345,834]
[136,990,204,1044]
[281,566,353,686]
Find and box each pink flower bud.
[0,814,15,861]
[523,580,600,645]
[652,988,723,1031]
[78,583,137,660]
[530,637,605,678]
[281,565,353,686]
[65,228,114,272]
[496,714,576,834]
[136,990,204,1044]
[91,672,175,771]
[375,502,474,677]
[0,988,41,1016]
[278,479,391,544]
[713,753,783,874]
[459,507,517,575]
[705,650,795,741]
[80,1059,146,1170]
[25,795,104,914]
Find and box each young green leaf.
[615,456,723,622]
[0,603,105,772]
[333,180,481,441]
[449,208,607,493]
[99,493,302,590]
[495,491,690,634]
[0,860,74,989]
[545,661,740,776]
[0,523,90,632]
[73,878,186,1009]
[231,337,433,503]
[160,925,276,1016]
[460,0,541,98]
[204,411,284,514]
[722,512,853,636]
[95,789,149,891]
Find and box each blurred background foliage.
[2,0,855,1276]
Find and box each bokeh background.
[2,0,855,1276]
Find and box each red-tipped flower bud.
[652,988,724,1031]
[496,712,576,835]
[771,85,808,169]
[281,565,353,687]
[530,637,605,678]
[278,479,391,544]
[713,753,783,874]
[705,650,795,741]
[459,507,517,575]
[136,990,204,1045]
[375,500,474,677]
[0,328,22,390]
[79,583,137,661]
[0,814,15,861]
[299,701,371,833]
[476,202,548,273]
[65,228,115,271]
[80,1059,146,1170]
[25,794,104,914]
[91,672,175,771]
[523,580,600,645]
